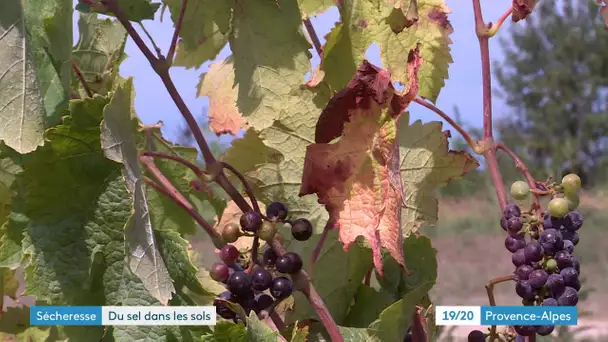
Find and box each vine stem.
[412,97,478,153]
[303,18,323,56]
[310,221,331,267]
[167,0,188,62]
[71,60,93,97]
[485,274,516,340]
[103,1,343,339]
[140,151,203,177]
[495,143,541,211]
[140,157,223,248]
[488,7,514,37]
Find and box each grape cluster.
[212,201,315,320]
[501,174,584,337]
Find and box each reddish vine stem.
[363,268,372,286]
[104,1,342,338]
[303,18,323,56]
[411,307,429,342]
[488,7,514,36]
[221,162,260,213]
[140,151,203,177]
[166,0,188,62]
[485,274,516,340]
[71,60,93,97]
[496,143,541,211]
[140,157,223,248]
[310,221,332,267]
[413,97,478,152]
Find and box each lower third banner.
[30,306,216,326]
[435,306,577,326]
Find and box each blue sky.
[73,1,516,145]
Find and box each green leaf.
[308,323,376,341]
[0,306,56,340]
[90,0,162,22]
[290,324,309,342]
[0,267,19,304]
[230,0,314,131]
[246,311,281,341]
[155,229,209,296]
[297,0,335,17]
[376,234,438,299]
[397,115,479,236]
[0,0,72,153]
[342,284,395,328]
[366,281,435,341]
[101,78,175,305]
[72,13,128,96]
[163,0,232,69]
[321,0,453,101]
[206,321,246,342]
[286,230,373,324]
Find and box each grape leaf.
[72,13,128,96]
[101,78,175,305]
[0,267,19,306]
[308,323,376,341]
[286,229,372,324]
[230,0,314,131]
[0,0,72,153]
[367,281,434,341]
[300,60,420,275]
[246,312,281,341]
[204,321,246,342]
[290,325,309,342]
[85,0,161,22]
[297,0,335,18]
[197,58,245,136]
[375,235,437,299]
[342,284,395,328]
[396,115,479,235]
[0,306,56,340]
[163,0,232,69]
[220,129,279,176]
[321,0,453,102]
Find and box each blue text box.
[481,306,577,326]
[30,306,102,326]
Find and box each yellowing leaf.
[397,115,479,235]
[163,0,231,68]
[197,58,245,136]
[321,0,453,102]
[299,61,412,276]
[297,0,335,18]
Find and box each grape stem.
[310,220,332,268]
[303,18,323,56]
[485,274,516,340]
[102,1,343,339]
[411,307,429,342]
[496,143,541,211]
[71,60,93,97]
[221,162,261,213]
[166,0,188,63]
[487,7,514,37]
[140,151,204,177]
[137,22,163,58]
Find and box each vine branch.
[71,60,93,97]
[496,143,541,211]
[140,151,203,177]
[488,7,514,37]
[303,18,323,56]
[167,0,188,62]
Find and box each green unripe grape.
[510,180,530,200]
[545,258,558,273]
[222,223,242,243]
[561,173,582,194]
[548,197,569,218]
[258,221,278,242]
[564,191,579,211]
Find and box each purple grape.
[500,216,508,231]
[515,265,534,280]
[563,210,583,231]
[560,267,578,286]
[557,286,579,306]
[563,240,574,254]
[554,250,574,269]
[528,269,548,289]
[524,242,544,263]
[507,216,523,235]
[254,294,274,313]
[536,325,555,336]
[572,257,580,274]
[214,291,236,319]
[514,325,536,336]
[571,278,581,291]
[546,274,565,296]
[543,215,563,230]
[542,298,558,306]
[505,235,526,253]
[512,249,527,267]
[538,228,563,254]
[515,280,535,299]
[504,204,521,219]
[468,330,485,342]
[561,230,579,245]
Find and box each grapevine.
[0,0,602,341]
